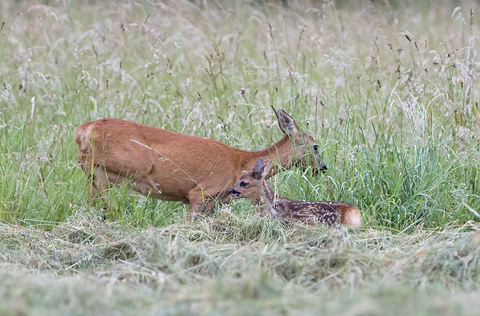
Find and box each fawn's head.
[230,157,273,204]
[272,106,327,176]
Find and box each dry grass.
[1,210,480,315]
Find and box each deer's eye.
[313,144,319,152]
[240,181,248,187]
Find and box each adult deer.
[230,158,361,227]
[74,106,327,218]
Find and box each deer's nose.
[230,188,241,198]
[320,161,328,172]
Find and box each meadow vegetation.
[1,0,480,314]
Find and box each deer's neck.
[250,136,294,178]
[259,180,283,218]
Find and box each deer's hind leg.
[78,153,115,210]
[85,167,129,220]
[87,167,113,204]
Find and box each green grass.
[1,0,480,314]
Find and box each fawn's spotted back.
[230,158,362,227]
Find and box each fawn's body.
[230,158,361,227]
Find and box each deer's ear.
[272,106,298,136]
[261,160,273,178]
[252,158,265,179]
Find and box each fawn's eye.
[313,144,319,152]
[240,181,248,187]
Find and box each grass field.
[1,0,480,314]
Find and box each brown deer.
[229,158,362,227]
[74,106,327,218]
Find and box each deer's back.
[75,118,251,200]
[275,199,361,227]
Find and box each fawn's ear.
[272,106,298,136]
[252,157,265,179]
[261,160,273,178]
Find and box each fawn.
[230,158,361,227]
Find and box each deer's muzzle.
[229,188,241,198]
[313,161,328,176]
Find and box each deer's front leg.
[188,185,225,221]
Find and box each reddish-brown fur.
[74,107,326,218]
[230,158,362,227]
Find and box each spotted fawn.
[229,158,362,227]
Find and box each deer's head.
[272,106,327,176]
[229,157,273,204]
